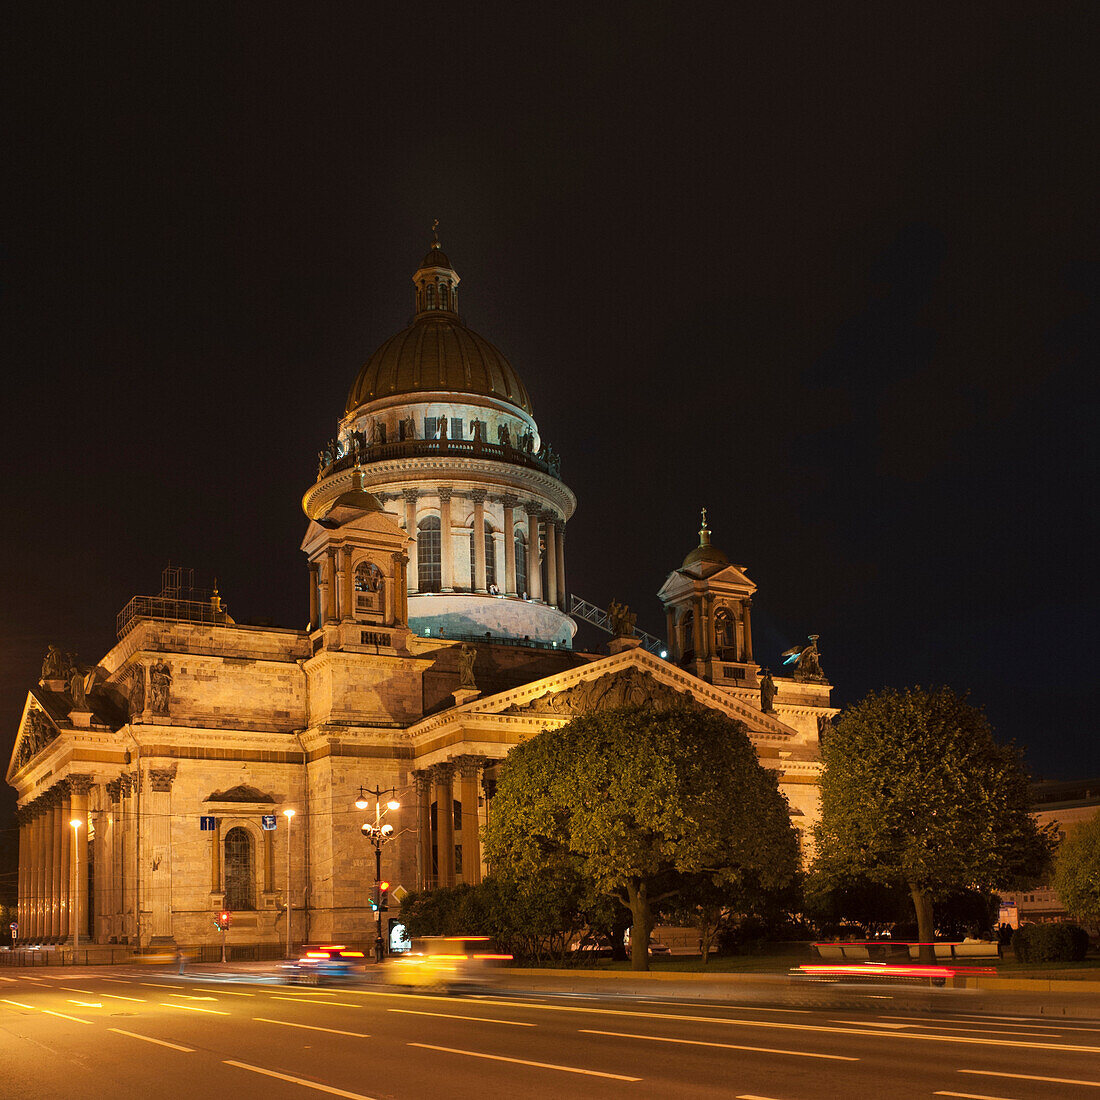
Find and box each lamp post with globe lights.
[283,808,296,958]
[356,785,400,962]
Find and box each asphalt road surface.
[2,966,1099,1100]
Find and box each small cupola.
[413,220,460,318]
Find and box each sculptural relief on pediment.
[497,666,703,717]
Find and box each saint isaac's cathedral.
[8,235,835,950]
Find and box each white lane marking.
[159,1002,229,1015]
[1,998,35,1009]
[198,988,253,996]
[109,1028,195,1053]
[639,1000,810,1014]
[880,1014,1063,1032]
[738,1095,790,1099]
[167,994,218,1001]
[252,1017,370,1038]
[833,1019,1060,1037]
[389,1007,535,1027]
[66,999,103,1008]
[831,1020,910,1030]
[21,976,45,981]
[961,1068,1100,1087]
[224,1059,380,1099]
[268,996,361,1008]
[408,1042,642,1081]
[582,1028,857,1062]
[460,997,1100,1055]
[139,982,178,989]
[41,1008,93,1024]
[101,978,131,984]
[0,976,16,982]
[935,1092,1018,1100]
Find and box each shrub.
[1011,922,1089,963]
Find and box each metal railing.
[569,595,665,655]
[117,594,227,640]
[315,436,562,482]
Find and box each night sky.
[3,5,1096,877]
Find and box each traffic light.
[379,881,390,912]
[215,910,232,931]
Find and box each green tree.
[483,702,799,970]
[1053,814,1100,933]
[813,686,1052,963]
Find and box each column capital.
[67,774,94,796]
[437,486,453,502]
[469,488,487,504]
[402,488,420,503]
[431,760,456,782]
[412,769,433,794]
[118,773,133,796]
[105,779,122,803]
[453,755,487,778]
[524,501,541,517]
[148,767,176,793]
[500,493,518,508]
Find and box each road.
[2,965,1099,1099]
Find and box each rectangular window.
[455,844,463,876]
[450,417,464,440]
[424,417,438,439]
[376,422,387,444]
[722,666,746,680]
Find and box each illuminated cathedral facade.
[8,236,834,950]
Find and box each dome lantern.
[413,220,460,318]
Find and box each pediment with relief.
[7,701,61,780]
[496,665,698,717]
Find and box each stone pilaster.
[146,768,175,942]
[432,763,456,888]
[502,495,517,596]
[323,547,338,623]
[743,598,754,661]
[438,487,454,592]
[543,515,558,608]
[414,771,433,890]
[58,781,71,940]
[403,490,419,592]
[46,789,59,940]
[471,490,487,592]
[455,757,485,885]
[524,504,543,601]
[308,562,320,630]
[555,520,566,610]
[68,775,94,943]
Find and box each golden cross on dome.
[700,506,708,528]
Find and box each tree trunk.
[908,883,935,965]
[625,880,652,972]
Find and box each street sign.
[9,922,17,934]
[200,815,216,831]
[261,814,277,831]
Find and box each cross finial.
[700,506,708,528]
[431,218,440,244]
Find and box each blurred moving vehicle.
[382,936,511,993]
[647,941,672,957]
[282,945,366,984]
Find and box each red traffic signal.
[379,881,390,892]
[217,910,232,929]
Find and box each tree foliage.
[813,686,1053,961]
[483,702,799,970]
[1053,814,1100,932]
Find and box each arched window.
[439,284,449,310]
[468,519,496,591]
[515,529,527,596]
[223,827,255,911]
[425,284,435,308]
[715,608,735,656]
[418,516,441,592]
[354,561,384,613]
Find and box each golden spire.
[699,507,711,546]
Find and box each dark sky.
[3,3,1097,869]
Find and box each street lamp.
[283,808,296,958]
[70,818,82,953]
[357,785,400,962]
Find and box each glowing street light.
[283,808,296,958]
[357,785,400,962]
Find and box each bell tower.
[657,510,758,690]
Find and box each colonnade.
[412,757,497,891]
[400,488,567,606]
[16,772,143,946]
[15,774,91,943]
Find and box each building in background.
[7,237,834,951]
